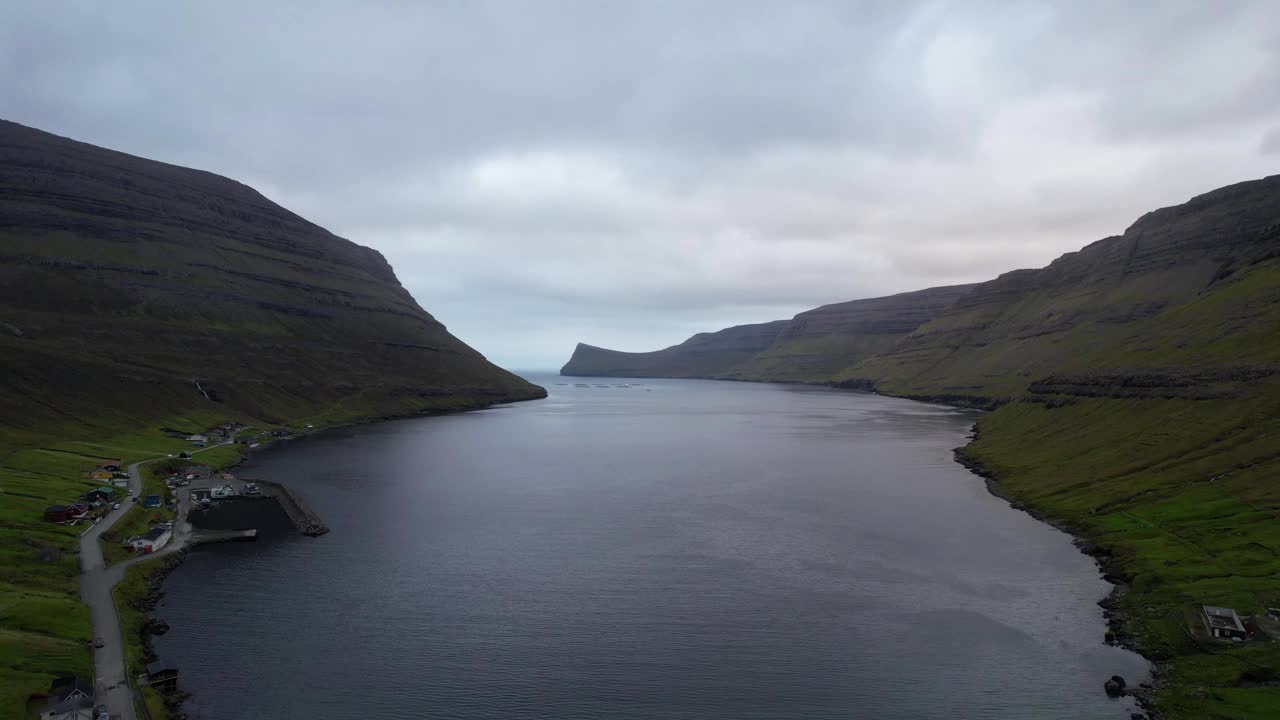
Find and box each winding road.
[78,445,220,719]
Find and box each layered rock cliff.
[560,285,975,381]
[561,320,789,378]
[723,284,976,381]
[0,119,544,447]
[846,174,1280,402]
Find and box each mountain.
[0,119,546,717]
[558,175,1280,719]
[845,176,1280,403]
[722,284,977,381]
[0,119,545,450]
[560,320,789,378]
[560,285,976,380]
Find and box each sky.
[3,1,1279,368]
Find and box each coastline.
[561,372,1161,715]
[951,425,1162,719]
[122,392,546,719]
[138,381,1152,719]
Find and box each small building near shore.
[41,676,94,720]
[129,526,172,553]
[1202,605,1248,640]
[145,662,180,695]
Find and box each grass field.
[0,411,246,717]
[965,388,1280,718]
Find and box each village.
[31,421,331,720]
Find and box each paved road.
[78,444,224,720]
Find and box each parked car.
[93,638,104,648]
[112,503,121,510]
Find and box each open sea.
[153,373,1148,719]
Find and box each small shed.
[1202,605,1248,640]
[44,505,69,523]
[145,662,180,695]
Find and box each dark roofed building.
[44,505,69,523]
[1202,605,1248,640]
[42,675,94,719]
[146,661,180,695]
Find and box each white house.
[128,526,172,553]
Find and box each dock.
[252,479,329,536]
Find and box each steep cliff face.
[848,175,1280,401]
[0,119,543,448]
[561,320,789,378]
[723,284,976,381]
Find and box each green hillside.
[560,285,975,381]
[560,175,1280,718]
[0,119,544,715]
[839,178,1280,719]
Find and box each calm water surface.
[154,374,1148,719]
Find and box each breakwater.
[254,479,329,536]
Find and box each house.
[83,489,113,504]
[141,494,163,508]
[1202,605,1248,640]
[211,484,239,499]
[44,505,69,523]
[96,461,122,472]
[65,503,92,520]
[41,676,94,720]
[187,434,207,443]
[90,469,114,481]
[129,526,172,553]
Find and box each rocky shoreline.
[952,423,1163,720]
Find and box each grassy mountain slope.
[845,176,1280,401]
[0,119,544,449]
[854,177,1280,719]
[723,284,976,382]
[559,175,1280,718]
[560,320,790,378]
[0,119,544,714]
[560,285,975,381]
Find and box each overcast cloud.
[4,1,1279,367]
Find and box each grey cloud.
[2,1,1277,367]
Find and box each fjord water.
[153,374,1147,719]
